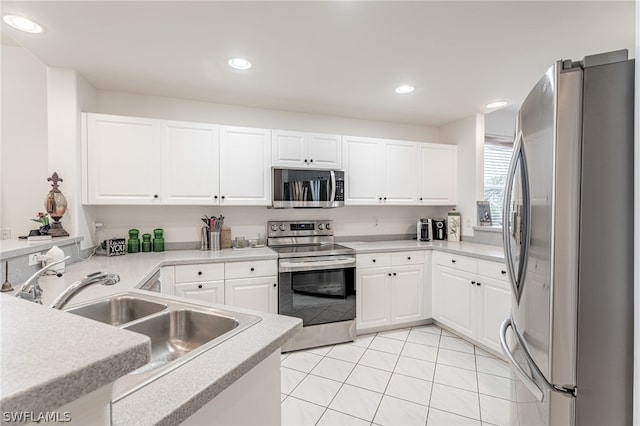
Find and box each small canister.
[152,228,164,252]
[447,209,461,242]
[127,229,140,253]
[141,233,152,252]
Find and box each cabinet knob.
[476,282,482,286]
[407,256,411,260]
[273,283,277,287]
[471,281,476,285]
[214,195,218,199]
[310,159,314,163]
[419,197,423,201]
[198,271,203,276]
[153,194,159,199]
[221,195,226,199]
[388,273,392,277]
[451,259,456,263]
[383,197,387,200]
[393,272,397,276]
[372,259,376,263]
[304,159,308,163]
[379,197,382,201]
[198,284,203,289]
[501,270,506,275]
[250,267,255,272]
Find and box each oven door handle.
[279,258,355,272]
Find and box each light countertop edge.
[339,240,505,262]
[0,237,84,261]
[0,296,151,416]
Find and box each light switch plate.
[0,229,10,240]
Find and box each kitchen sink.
[65,296,167,326]
[63,291,261,401]
[123,309,239,374]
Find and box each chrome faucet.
[49,272,120,309]
[14,257,70,304]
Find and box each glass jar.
[152,228,165,252]
[127,229,140,253]
[141,233,152,252]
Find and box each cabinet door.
[356,267,391,331]
[383,141,418,205]
[219,126,272,205]
[161,121,219,204]
[175,281,225,305]
[391,264,424,324]
[418,144,457,205]
[85,113,161,204]
[432,265,476,339]
[272,130,307,168]
[476,276,511,353]
[343,136,383,205]
[307,133,341,169]
[225,276,278,314]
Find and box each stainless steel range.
[268,220,356,352]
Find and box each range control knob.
[325,223,332,230]
[270,224,278,232]
[318,224,324,230]
[279,224,286,231]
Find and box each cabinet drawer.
[356,253,391,269]
[175,263,225,283]
[225,260,277,279]
[477,260,509,282]
[391,251,425,266]
[434,252,477,273]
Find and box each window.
[483,136,513,226]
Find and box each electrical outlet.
[28,252,42,266]
[0,229,10,240]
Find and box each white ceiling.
[1,1,635,127]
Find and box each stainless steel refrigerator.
[500,50,634,425]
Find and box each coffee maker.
[432,218,447,240]
[417,219,432,241]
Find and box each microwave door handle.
[330,170,336,202]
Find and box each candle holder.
[45,172,69,237]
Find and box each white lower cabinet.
[161,260,278,314]
[432,252,511,353]
[356,251,425,332]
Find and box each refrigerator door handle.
[500,316,544,401]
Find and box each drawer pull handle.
[198,284,203,289]
[198,271,203,276]
[250,267,255,272]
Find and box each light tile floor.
[281,325,519,426]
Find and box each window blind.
[483,136,513,226]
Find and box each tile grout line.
[424,327,443,425]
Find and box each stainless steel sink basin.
[65,296,167,326]
[123,309,239,374]
[63,291,261,401]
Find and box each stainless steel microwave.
[272,168,345,208]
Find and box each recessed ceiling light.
[395,85,415,94]
[3,15,43,33]
[486,100,509,109]
[228,57,252,70]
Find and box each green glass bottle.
[127,229,140,253]
[152,228,165,252]
[141,233,152,252]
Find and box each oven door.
[278,256,355,326]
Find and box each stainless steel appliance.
[272,168,345,208]
[268,220,356,351]
[500,50,634,425]
[431,218,446,240]
[417,218,432,241]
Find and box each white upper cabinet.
[219,126,272,206]
[343,136,417,205]
[84,113,161,204]
[418,143,457,205]
[272,130,341,169]
[161,121,219,204]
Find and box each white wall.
[1,46,48,238]
[439,114,484,237]
[47,68,98,249]
[485,107,517,138]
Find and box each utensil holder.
[209,231,221,251]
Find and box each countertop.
[1,247,300,426]
[340,239,505,262]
